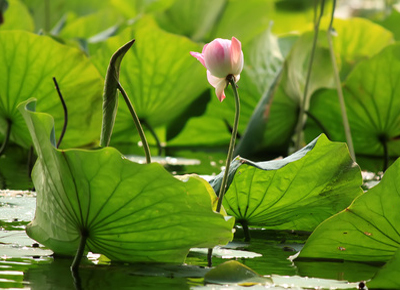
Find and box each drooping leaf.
[91,16,209,147]
[19,99,234,263]
[0,0,34,31]
[210,134,362,231]
[296,157,400,262]
[0,31,103,148]
[305,43,400,165]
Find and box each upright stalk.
[117,82,151,164]
[326,0,356,161]
[294,0,325,150]
[53,77,68,149]
[216,76,240,213]
[0,118,11,156]
[208,75,240,267]
[70,230,88,272]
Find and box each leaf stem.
[216,76,240,213]
[117,82,151,164]
[44,0,50,32]
[294,0,325,150]
[0,118,11,156]
[326,0,356,161]
[70,231,88,272]
[241,220,251,242]
[142,119,163,156]
[53,77,68,149]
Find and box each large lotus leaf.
[0,0,34,31]
[375,7,400,41]
[297,157,400,262]
[239,31,334,155]
[58,9,124,41]
[210,134,362,231]
[154,0,226,42]
[368,247,400,289]
[111,0,174,17]
[167,27,284,148]
[0,31,103,149]
[19,99,234,263]
[318,17,394,79]
[21,0,112,31]
[91,16,208,146]
[305,43,400,159]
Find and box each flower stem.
[216,76,240,213]
[117,82,151,164]
[53,77,68,149]
[326,0,356,161]
[295,0,325,150]
[208,76,241,267]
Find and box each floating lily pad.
[204,260,271,285]
[18,98,234,263]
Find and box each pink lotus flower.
[190,37,244,102]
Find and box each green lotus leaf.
[21,0,112,31]
[237,18,393,157]
[210,134,362,231]
[305,43,400,163]
[368,247,400,289]
[0,30,103,149]
[58,8,124,41]
[297,157,400,262]
[19,99,234,263]
[374,6,400,41]
[0,0,34,31]
[91,16,208,146]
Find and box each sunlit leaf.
[297,158,400,262]
[0,31,103,148]
[19,99,234,263]
[210,134,362,231]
